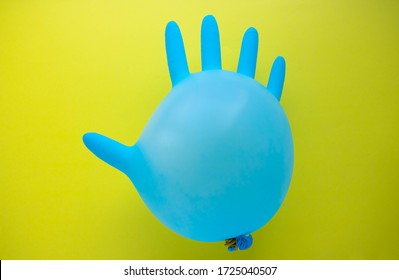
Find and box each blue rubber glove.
[83,15,293,243]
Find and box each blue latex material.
[83,15,293,242]
[236,235,253,250]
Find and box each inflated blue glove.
[83,15,293,249]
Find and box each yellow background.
[1,0,398,259]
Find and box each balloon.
[83,15,293,249]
